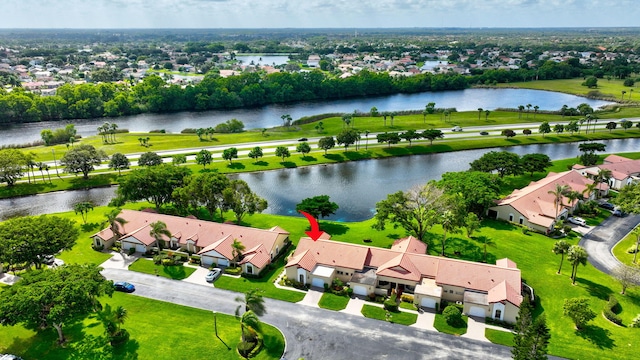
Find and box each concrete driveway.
[101,268,518,360]
[183,266,212,286]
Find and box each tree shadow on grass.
[280,161,297,168]
[505,138,521,144]
[324,154,344,162]
[163,265,188,280]
[575,325,615,350]
[81,222,100,232]
[575,277,612,301]
[226,163,246,170]
[253,161,269,166]
[301,156,317,162]
[318,222,349,236]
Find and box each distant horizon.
[5,0,640,29]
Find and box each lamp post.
[213,311,230,350]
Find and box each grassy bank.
[496,78,639,102]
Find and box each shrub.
[631,314,640,328]
[627,246,639,254]
[521,227,529,235]
[237,340,256,358]
[92,244,104,251]
[109,329,130,346]
[181,128,197,133]
[149,129,166,133]
[128,247,136,255]
[161,258,174,266]
[225,266,242,275]
[603,295,623,326]
[443,305,463,327]
[383,294,399,312]
[189,255,201,264]
[401,294,414,303]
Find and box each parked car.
[298,137,308,141]
[613,209,625,217]
[451,126,463,132]
[37,254,55,265]
[205,268,222,282]
[114,281,135,293]
[567,216,587,227]
[599,202,615,210]
[479,131,489,135]
[0,354,24,360]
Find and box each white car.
[205,268,222,282]
[568,216,587,227]
[451,126,463,132]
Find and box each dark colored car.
[114,281,135,293]
[613,209,625,217]
[600,202,615,210]
[480,131,489,135]
[298,138,308,142]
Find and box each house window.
[299,274,304,283]
[378,280,389,286]
[449,290,454,294]
[246,265,253,274]
[509,214,514,222]
[494,309,502,319]
[519,217,524,225]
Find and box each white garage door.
[135,244,147,253]
[420,297,437,309]
[217,258,229,267]
[352,285,368,296]
[122,242,134,251]
[468,306,486,318]
[201,256,214,267]
[311,277,325,288]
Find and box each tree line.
[0,70,467,124]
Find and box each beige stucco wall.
[490,204,551,233]
[414,293,442,308]
[501,302,520,324]
[440,284,465,302]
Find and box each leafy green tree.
[248,146,263,161]
[336,129,360,151]
[102,208,128,240]
[196,149,213,168]
[553,240,571,274]
[108,152,130,175]
[376,132,401,147]
[605,121,617,132]
[296,142,311,157]
[443,305,463,327]
[0,148,25,186]
[513,298,550,360]
[177,172,230,219]
[565,120,579,134]
[117,164,191,210]
[96,303,129,346]
[469,151,522,178]
[222,179,268,224]
[578,142,606,166]
[0,215,78,270]
[538,121,551,137]
[0,264,113,344]
[400,130,421,146]
[149,220,171,252]
[275,146,291,161]
[553,124,564,134]
[41,129,54,146]
[172,154,187,165]
[73,201,94,224]
[420,129,444,145]
[501,129,516,138]
[60,144,107,179]
[230,238,246,268]
[222,147,238,164]
[464,212,481,238]
[438,194,466,256]
[235,289,267,317]
[622,120,633,131]
[318,136,335,155]
[582,76,598,88]
[563,298,596,330]
[138,151,163,167]
[373,182,444,242]
[611,264,640,295]
[568,245,588,285]
[521,153,552,176]
[370,106,379,117]
[296,195,339,219]
[439,171,501,216]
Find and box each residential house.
[286,236,523,323]
[307,55,321,67]
[573,154,640,190]
[488,170,602,233]
[92,210,289,275]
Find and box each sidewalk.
[99,251,139,270]
[462,316,489,342]
[340,297,366,317]
[411,309,436,331]
[298,288,323,307]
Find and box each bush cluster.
[400,294,414,303]
[443,305,464,327]
[631,314,640,328]
[383,294,399,312]
[603,295,623,326]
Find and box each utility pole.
[213,311,230,350]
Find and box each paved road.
[102,268,516,360]
[579,213,640,275]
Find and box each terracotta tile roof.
[435,258,522,296]
[496,258,518,269]
[288,237,369,270]
[391,236,427,254]
[488,280,524,306]
[98,210,285,261]
[239,244,271,269]
[286,249,317,272]
[376,253,422,282]
[494,170,597,227]
[604,154,631,164]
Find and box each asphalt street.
[102,268,516,360]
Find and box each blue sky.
[4,0,638,28]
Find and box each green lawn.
[433,313,468,335]
[612,231,640,267]
[399,301,418,311]
[485,328,515,347]
[214,256,306,303]
[318,292,350,311]
[128,258,196,280]
[497,78,638,102]
[0,292,284,360]
[361,304,418,326]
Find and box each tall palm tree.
[518,105,525,119]
[235,289,267,317]
[631,226,640,264]
[526,104,532,119]
[568,245,588,285]
[103,209,128,239]
[565,190,582,211]
[390,111,397,127]
[149,221,171,252]
[533,105,539,119]
[110,123,119,143]
[238,310,262,343]
[36,162,47,183]
[595,168,612,198]
[548,184,570,220]
[622,90,627,101]
[97,304,128,341]
[364,130,370,150]
[231,238,246,268]
[477,108,483,121]
[552,240,571,274]
[582,182,598,200]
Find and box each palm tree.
[561,104,568,118]
[235,289,267,317]
[485,109,490,120]
[231,238,246,268]
[149,221,171,252]
[622,90,627,101]
[96,304,128,344]
[548,184,570,220]
[390,111,397,127]
[565,190,582,212]
[477,108,483,121]
[364,130,370,150]
[568,245,588,285]
[552,240,571,274]
[238,310,262,343]
[518,105,525,119]
[582,182,598,200]
[36,162,47,183]
[526,104,532,119]
[110,123,119,143]
[631,226,640,264]
[103,209,128,239]
[595,168,612,198]
[533,105,539,119]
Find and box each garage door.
[135,244,147,253]
[201,256,214,267]
[311,277,325,288]
[468,306,486,318]
[122,242,134,251]
[420,297,437,309]
[217,259,229,267]
[352,285,368,296]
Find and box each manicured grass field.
[612,230,640,267]
[497,78,638,102]
[0,292,285,360]
[361,304,418,326]
[485,328,515,347]
[399,301,418,311]
[433,313,468,335]
[127,258,196,280]
[214,256,306,303]
[318,292,350,311]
